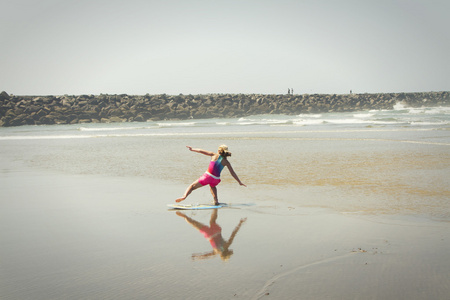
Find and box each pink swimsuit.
[198,155,225,187]
[200,223,224,250]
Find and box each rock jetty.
[0,91,448,127]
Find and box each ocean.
[1,103,449,140]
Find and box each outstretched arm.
[186,146,215,156]
[224,218,247,248]
[226,163,247,187]
[191,251,216,260]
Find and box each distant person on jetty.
[175,145,246,205]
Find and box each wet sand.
[1,163,449,299]
[1,123,450,299]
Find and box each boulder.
[0,91,10,100]
[109,116,125,123]
[38,116,55,125]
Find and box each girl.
[176,145,246,205]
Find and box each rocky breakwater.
[0,91,449,127]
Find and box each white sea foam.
[156,122,196,127]
[353,113,374,118]
[79,126,155,132]
[293,119,325,126]
[393,102,408,110]
[297,113,322,118]
[1,105,448,141]
[425,107,450,114]
[237,118,292,126]
[408,108,426,114]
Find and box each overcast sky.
[1,0,449,95]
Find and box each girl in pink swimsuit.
[175,145,246,205]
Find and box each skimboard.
[167,203,225,210]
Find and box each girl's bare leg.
[210,186,219,205]
[176,181,203,202]
[176,212,206,230]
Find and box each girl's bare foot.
[176,211,186,217]
[175,197,186,203]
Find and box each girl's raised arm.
[186,146,215,156]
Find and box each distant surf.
[0,103,448,141]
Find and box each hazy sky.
[1,0,449,95]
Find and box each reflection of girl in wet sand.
[176,209,247,261]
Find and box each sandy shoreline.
[1,116,449,299]
[1,163,449,299]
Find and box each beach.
[1,106,449,299]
